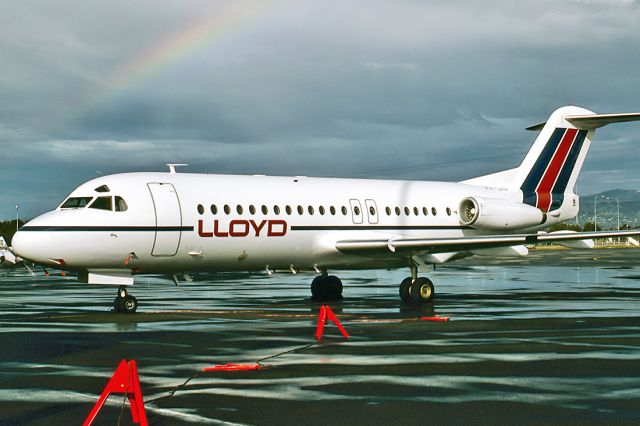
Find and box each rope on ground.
[146,342,318,404]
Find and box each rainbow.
[57,0,285,126]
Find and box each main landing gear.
[311,270,343,302]
[112,286,138,314]
[399,263,435,306]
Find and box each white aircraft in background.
[11,106,640,313]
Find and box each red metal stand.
[83,359,148,426]
[315,305,350,341]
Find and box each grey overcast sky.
[2,0,640,219]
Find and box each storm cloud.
[2,0,640,218]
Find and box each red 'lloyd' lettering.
[267,220,287,237]
[198,219,213,238]
[213,220,228,237]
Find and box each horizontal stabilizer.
[566,112,640,130]
[527,112,640,131]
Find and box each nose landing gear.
[113,286,138,313]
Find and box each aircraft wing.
[335,229,640,255]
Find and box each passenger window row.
[384,206,452,217]
[197,203,452,217]
[197,204,350,216]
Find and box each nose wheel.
[113,286,138,313]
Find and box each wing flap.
[336,230,640,255]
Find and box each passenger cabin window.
[60,197,93,209]
[197,204,205,215]
[211,205,218,214]
[89,196,112,211]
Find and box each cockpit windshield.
[86,196,128,212]
[89,196,112,211]
[59,191,128,212]
[60,197,93,209]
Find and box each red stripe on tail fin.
[535,128,578,211]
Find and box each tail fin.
[465,106,640,213]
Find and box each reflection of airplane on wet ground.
[10,106,640,313]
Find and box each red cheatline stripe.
[535,128,578,211]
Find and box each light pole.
[15,205,19,233]
[611,197,620,245]
[594,196,598,232]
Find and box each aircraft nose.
[12,229,53,264]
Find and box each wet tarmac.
[0,248,639,425]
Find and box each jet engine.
[459,197,545,231]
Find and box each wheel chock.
[420,316,450,322]
[203,363,261,372]
[315,305,350,341]
[83,359,148,426]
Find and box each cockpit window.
[95,185,110,193]
[115,196,128,212]
[60,197,93,209]
[89,196,113,211]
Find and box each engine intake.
[459,197,546,231]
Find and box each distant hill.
[577,189,640,229]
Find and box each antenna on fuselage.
[167,164,188,174]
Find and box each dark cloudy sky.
[2,0,640,219]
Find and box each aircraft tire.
[311,276,322,299]
[122,295,138,314]
[311,275,343,301]
[399,277,413,304]
[325,275,343,301]
[410,277,435,305]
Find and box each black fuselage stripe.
[20,226,194,232]
[20,225,470,232]
[290,225,472,231]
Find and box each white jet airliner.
[11,106,640,313]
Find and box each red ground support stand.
[83,359,148,426]
[315,305,350,341]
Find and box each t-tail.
[465,106,640,219]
